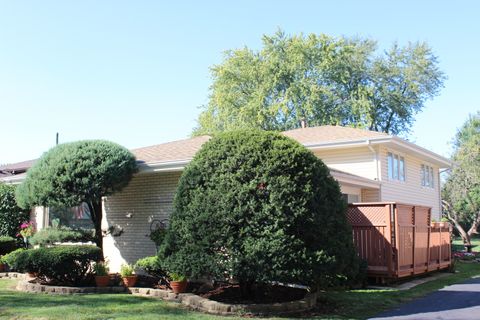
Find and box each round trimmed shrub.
[14,245,102,285]
[161,130,360,292]
[135,256,167,279]
[0,248,25,270]
[0,183,30,239]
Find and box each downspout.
[367,140,381,202]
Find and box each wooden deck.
[347,202,451,280]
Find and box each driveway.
[370,277,480,320]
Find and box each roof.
[133,135,211,164]
[282,125,390,145]
[0,125,451,181]
[0,159,37,173]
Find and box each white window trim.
[421,163,435,189]
[387,150,406,183]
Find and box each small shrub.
[29,227,94,247]
[0,248,25,269]
[120,264,135,277]
[0,183,30,239]
[135,256,167,279]
[10,249,37,273]
[93,262,109,276]
[14,245,102,285]
[0,236,17,255]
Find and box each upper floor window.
[388,152,405,181]
[421,164,434,188]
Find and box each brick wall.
[102,171,181,272]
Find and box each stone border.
[130,287,318,316]
[0,272,26,280]
[16,280,126,295]
[13,278,317,316]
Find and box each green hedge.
[0,248,25,270]
[0,236,17,256]
[13,245,102,285]
[29,227,94,247]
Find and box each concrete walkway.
[370,277,480,320]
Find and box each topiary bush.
[0,183,30,239]
[0,236,17,255]
[13,245,102,285]
[29,227,94,247]
[161,130,361,295]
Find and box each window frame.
[387,151,406,182]
[421,164,435,188]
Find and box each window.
[388,152,405,181]
[342,193,360,204]
[421,164,434,188]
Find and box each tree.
[442,112,480,248]
[0,183,30,239]
[161,130,361,296]
[193,30,445,136]
[15,140,138,251]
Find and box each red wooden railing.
[347,203,451,280]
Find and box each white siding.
[102,171,181,272]
[361,189,380,202]
[379,146,441,219]
[313,146,378,180]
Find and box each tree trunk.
[87,199,104,260]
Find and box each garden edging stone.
[15,279,317,315]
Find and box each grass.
[0,262,479,320]
[452,235,480,252]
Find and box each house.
[0,126,451,271]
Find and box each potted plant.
[120,264,137,287]
[94,262,110,287]
[169,273,187,294]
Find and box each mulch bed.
[199,284,307,304]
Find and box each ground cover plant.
[161,130,361,299]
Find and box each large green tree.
[194,30,445,136]
[442,112,480,248]
[161,130,361,296]
[15,140,138,251]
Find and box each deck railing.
[346,202,451,280]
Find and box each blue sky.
[1,1,478,164]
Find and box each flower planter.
[122,275,138,287]
[95,275,110,287]
[170,280,188,294]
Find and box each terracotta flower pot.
[122,275,138,287]
[170,280,188,294]
[95,275,110,287]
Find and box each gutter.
[137,159,191,173]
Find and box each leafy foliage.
[0,183,30,239]
[29,227,94,247]
[15,140,138,249]
[13,245,102,285]
[135,256,167,279]
[161,130,360,290]
[0,248,25,269]
[0,236,17,255]
[443,112,480,245]
[93,262,109,276]
[194,30,445,136]
[120,264,135,277]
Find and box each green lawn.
[0,262,479,320]
[452,235,480,252]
